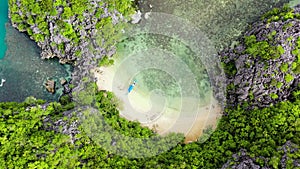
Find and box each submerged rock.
[60,78,67,85]
[45,80,56,94]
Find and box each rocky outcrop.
[221,149,261,169]
[44,80,56,94]
[221,142,300,169]
[220,5,300,108]
[20,1,125,64]
[279,141,300,168]
[60,78,67,85]
[43,110,80,144]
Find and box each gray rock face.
[220,6,300,108]
[221,141,299,169]
[9,0,130,87]
[131,10,142,24]
[221,149,262,169]
[43,110,80,144]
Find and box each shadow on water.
[0,23,72,102]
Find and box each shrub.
[262,4,294,23]
[292,49,299,56]
[227,83,236,90]
[276,82,283,89]
[293,64,300,74]
[59,95,71,105]
[249,91,254,100]
[283,11,294,21]
[98,56,114,67]
[291,62,297,70]
[297,37,300,48]
[277,45,285,56]
[284,74,294,83]
[288,35,294,41]
[282,22,293,31]
[222,61,237,77]
[270,79,277,86]
[280,63,289,73]
[244,35,283,60]
[270,93,279,99]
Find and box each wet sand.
[93,66,222,143]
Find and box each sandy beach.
[93,66,222,143]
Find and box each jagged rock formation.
[10,0,125,64]
[43,109,80,144]
[220,5,300,108]
[221,149,262,169]
[221,141,300,169]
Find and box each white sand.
[92,66,222,143]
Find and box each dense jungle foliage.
[0,89,299,168]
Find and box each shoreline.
[93,66,222,143]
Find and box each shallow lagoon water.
[290,0,300,7]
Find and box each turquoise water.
[0,0,8,59]
[116,34,211,103]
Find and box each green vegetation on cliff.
[9,0,136,62]
[262,4,299,23]
[244,35,284,60]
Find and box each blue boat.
[128,80,137,93]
